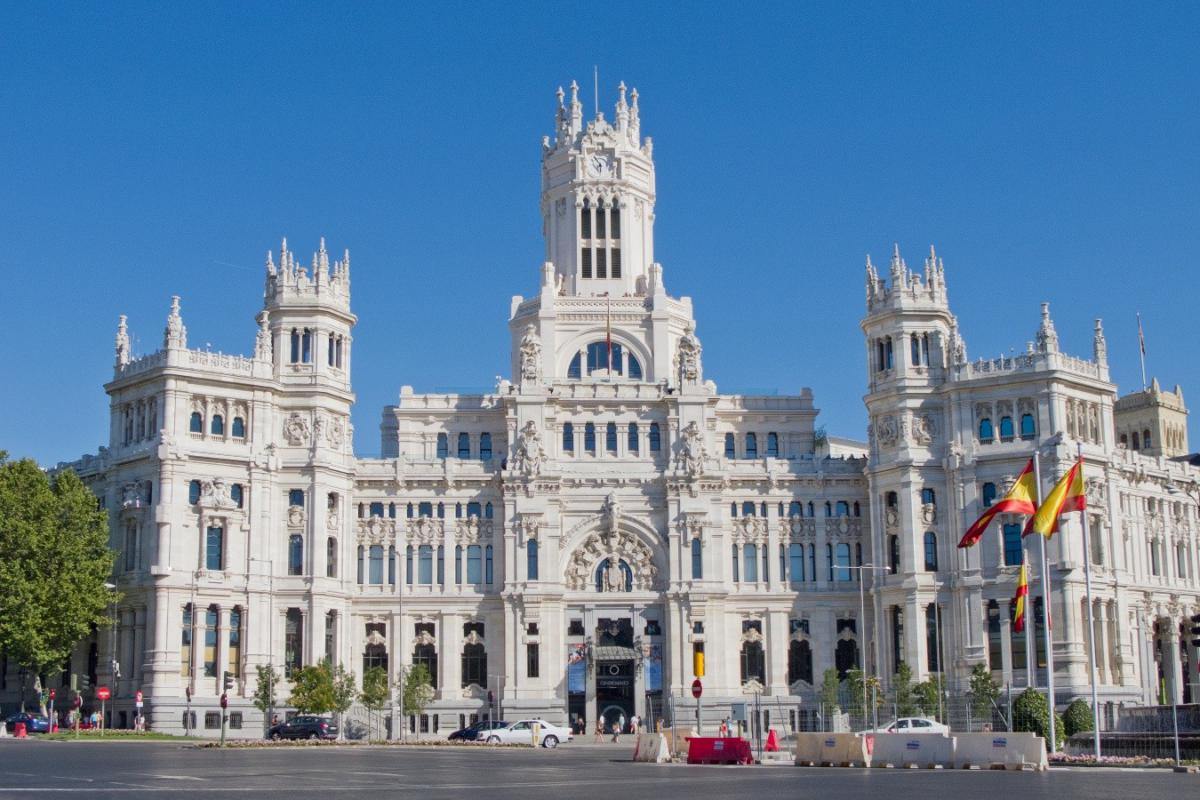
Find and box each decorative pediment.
[741,627,764,644]
[462,683,486,699]
[732,516,766,543]
[409,515,442,544]
[455,516,492,544]
[283,412,310,446]
[357,516,396,545]
[198,478,239,511]
[413,630,437,647]
[463,630,485,646]
[365,629,387,647]
[741,678,765,694]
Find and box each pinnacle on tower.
[1035,302,1059,354]
[115,314,130,367]
[1093,318,1108,367]
[163,295,187,350]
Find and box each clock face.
[587,154,609,178]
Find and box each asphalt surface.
[0,740,1194,799]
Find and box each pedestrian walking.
[630,714,639,735]
[610,718,620,743]
[594,719,604,743]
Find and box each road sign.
[95,686,111,701]
[691,679,703,699]
[135,690,143,708]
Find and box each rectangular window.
[203,607,218,677]
[526,643,539,678]
[596,206,606,238]
[181,605,192,677]
[418,545,433,584]
[467,545,482,584]
[205,712,220,729]
[369,545,384,585]
[1003,524,1023,567]
[228,608,242,678]
[611,247,621,278]
[229,712,243,730]
[582,247,592,279]
[205,527,223,571]
[596,248,607,279]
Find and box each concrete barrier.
[661,726,696,759]
[870,733,955,768]
[953,732,1047,771]
[632,733,672,763]
[794,732,872,767]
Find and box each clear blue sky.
[2,2,1197,465]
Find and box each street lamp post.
[844,564,889,729]
[104,581,118,734]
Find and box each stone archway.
[563,526,660,592]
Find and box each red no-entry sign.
[691,679,703,699]
[96,686,111,701]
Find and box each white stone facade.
[9,84,1198,737]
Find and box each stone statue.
[511,420,546,476]
[284,413,309,446]
[254,311,271,361]
[604,556,625,592]
[678,421,705,477]
[601,492,622,534]
[200,477,237,510]
[518,325,542,383]
[675,322,702,386]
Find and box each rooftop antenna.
[594,65,599,116]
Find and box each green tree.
[913,675,943,720]
[891,662,917,717]
[1062,698,1094,737]
[252,664,282,716]
[288,662,336,714]
[401,663,435,718]
[820,668,841,717]
[0,456,115,714]
[1012,688,1064,749]
[968,663,1002,726]
[359,666,390,741]
[330,662,357,740]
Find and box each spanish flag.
[1024,458,1086,538]
[1012,561,1029,633]
[958,459,1038,548]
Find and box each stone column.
[442,614,461,700]
[216,606,230,691]
[1095,601,1110,685]
[1163,619,1184,705]
[767,609,789,695]
[133,607,147,690]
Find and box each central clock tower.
[541,80,657,297]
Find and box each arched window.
[418,544,433,584]
[367,544,383,584]
[885,337,894,369]
[189,479,201,505]
[923,532,938,572]
[467,501,481,518]
[888,534,899,574]
[789,501,802,517]
[853,501,861,517]
[369,502,384,518]
[1143,429,1152,449]
[457,432,470,459]
[484,502,493,519]
[1119,433,1128,446]
[584,422,596,453]
[605,422,617,453]
[210,414,224,436]
[479,433,492,460]
[231,416,245,438]
[649,423,661,451]
[301,328,312,363]
[461,643,487,688]
[724,433,735,458]
[581,197,592,239]
[485,545,494,584]
[999,416,1014,440]
[789,542,805,582]
[284,608,303,676]
[414,641,438,687]
[389,545,397,584]
[181,604,193,677]
[204,605,219,676]
[611,203,620,239]
[289,489,305,508]
[146,397,157,439]
[189,412,203,434]
[568,352,582,379]
[788,640,813,685]
[406,503,414,518]
[742,543,759,582]
[627,423,639,453]
[807,501,814,517]
[562,422,574,452]
[1002,523,1023,566]
[921,488,936,506]
[288,534,304,575]
[730,502,737,517]
[987,600,1002,669]
[740,638,765,684]
[205,526,224,571]
[436,433,448,458]
[982,482,997,507]
[454,545,463,584]
[767,432,779,458]
[388,502,396,518]
[586,341,622,374]
[228,607,242,678]
[326,537,337,578]
[527,539,538,580]
[911,333,921,366]
[824,501,832,517]
[628,355,642,379]
[1020,413,1036,439]
[745,433,758,459]
[691,538,702,579]
[404,544,413,584]
[230,483,244,509]
[835,633,858,679]
[742,501,756,517]
[1131,432,1140,450]
[835,543,851,581]
[979,418,994,442]
[356,545,365,583]
[836,501,849,517]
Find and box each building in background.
[8,83,1197,736]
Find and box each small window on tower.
[596,248,607,279]
[581,199,591,239]
[611,247,621,278]
[596,203,607,238]
[611,204,620,239]
[581,248,592,279]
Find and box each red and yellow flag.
[958,459,1038,548]
[1024,458,1086,538]
[1012,561,1029,633]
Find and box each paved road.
[0,740,1193,799]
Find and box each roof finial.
[115,315,130,367]
[265,249,276,277]
[1093,318,1108,367]
[556,85,565,108]
[164,295,187,350]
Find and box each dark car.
[5,712,51,734]
[447,720,508,742]
[267,715,338,740]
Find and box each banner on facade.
[567,643,586,694]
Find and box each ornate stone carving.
[464,629,485,646]
[115,315,130,367]
[365,629,387,647]
[732,515,766,543]
[677,421,705,478]
[121,480,146,509]
[565,528,658,592]
[921,503,937,525]
[325,415,345,448]
[455,516,492,544]
[511,420,545,477]
[518,324,542,383]
[287,504,305,528]
[199,478,238,511]
[254,311,271,361]
[912,413,934,446]
[603,556,626,592]
[601,492,622,534]
[357,516,395,544]
[284,413,310,446]
[876,415,898,447]
[163,296,187,349]
[409,515,442,544]
[675,323,703,386]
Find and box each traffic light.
[1190,613,1200,648]
[223,671,234,691]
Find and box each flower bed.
[196,738,535,749]
[1049,752,1197,768]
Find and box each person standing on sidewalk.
[594,719,604,743]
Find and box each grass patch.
[41,730,196,742]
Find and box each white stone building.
[9,82,1198,737]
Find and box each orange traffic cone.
[764,728,779,752]
[14,722,27,738]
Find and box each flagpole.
[1137,312,1147,391]
[1023,557,1035,689]
[1077,442,1102,760]
[1033,453,1058,752]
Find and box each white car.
[877,717,949,735]
[484,718,573,748]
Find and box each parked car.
[875,717,949,735]
[4,712,51,734]
[266,715,338,740]
[448,719,509,741]
[484,718,572,748]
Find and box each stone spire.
[115,315,130,367]
[163,296,187,350]
[254,310,271,361]
[615,81,629,131]
[1034,302,1059,354]
[1093,318,1108,367]
[629,86,640,138]
[569,79,582,134]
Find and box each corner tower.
[541,81,656,297]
